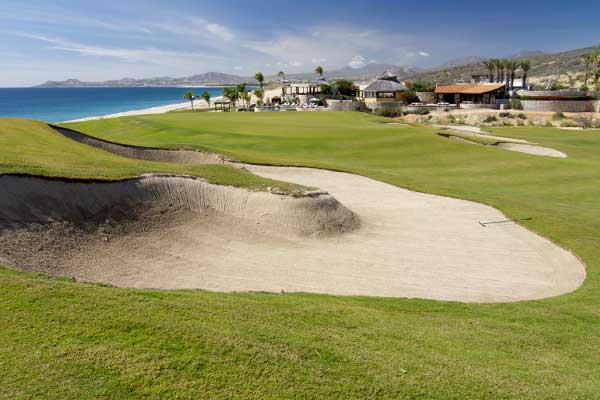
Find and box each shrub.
[517,113,527,119]
[499,112,510,118]
[375,105,404,118]
[415,109,430,116]
[509,100,523,110]
[573,115,593,129]
[483,116,498,123]
[553,112,566,120]
[560,120,578,128]
[516,119,525,126]
[544,121,554,127]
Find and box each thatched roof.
[364,79,407,92]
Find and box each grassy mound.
[1,112,599,398]
[0,118,303,193]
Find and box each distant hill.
[268,64,423,82]
[404,45,600,88]
[35,45,600,88]
[36,72,257,88]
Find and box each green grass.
[0,118,303,193]
[1,112,600,398]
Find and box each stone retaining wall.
[521,100,595,113]
[460,103,499,110]
[326,100,366,112]
[364,101,405,112]
[518,90,588,97]
[594,100,600,113]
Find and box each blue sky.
[1,0,599,86]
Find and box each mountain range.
[35,45,598,88]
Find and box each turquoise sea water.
[0,87,226,123]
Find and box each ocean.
[0,87,226,123]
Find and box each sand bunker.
[437,133,567,158]
[434,124,532,144]
[0,164,585,302]
[495,143,567,158]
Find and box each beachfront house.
[434,83,506,106]
[282,77,329,102]
[359,72,408,103]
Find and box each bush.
[553,112,566,120]
[516,119,525,126]
[517,113,527,119]
[573,115,593,129]
[499,112,515,119]
[560,120,578,128]
[544,121,554,127]
[375,105,404,118]
[509,100,523,110]
[483,116,498,123]
[415,109,430,116]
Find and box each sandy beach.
[62,87,283,123]
[62,98,218,123]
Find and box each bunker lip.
[437,132,568,158]
[50,124,228,165]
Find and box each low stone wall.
[521,100,595,113]
[326,100,366,112]
[459,103,499,110]
[416,92,435,103]
[518,90,587,97]
[364,101,405,112]
[594,100,600,113]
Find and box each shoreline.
[62,96,223,123]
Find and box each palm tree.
[582,53,594,86]
[254,88,265,105]
[520,59,531,89]
[508,59,520,89]
[254,72,264,88]
[236,83,248,108]
[314,66,324,77]
[201,91,211,108]
[491,59,502,83]
[277,71,285,83]
[483,60,496,83]
[593,51,600,86]
[183,91,195,111]
[223,87,239,111]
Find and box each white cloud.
[242,25,419,73]
[347,55,367,69]
[205,23,234,41]
[233,65,243,70]
[12,32,221,66]
[419,51,430,57]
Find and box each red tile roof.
[435,83,505,95]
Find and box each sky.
[1,0,599,86]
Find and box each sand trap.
[0,164,585,302]
[437,133,567,158]
[434,124,532,144]
[495,143,567,158]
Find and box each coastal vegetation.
[254,72,264,88]
[201,91,211,107]
[314,65,324,77]
[183,90,195,111]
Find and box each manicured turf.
[1,112,600,398]
[0,118,302,192]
